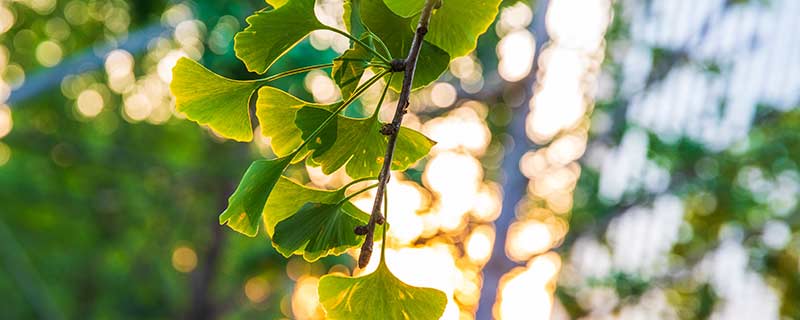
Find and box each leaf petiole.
[325,26,392,64]
[370,72,394,119]
[342,176,379,190]
[261,63,334,83]
[288,70,390,156]
[339,183,379,204]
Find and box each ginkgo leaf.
[272,202,372,261]
[296,107,436,179]
[333,35,374,99]
[235,0,325,74]
[255,86,338,158]
[318,261,447,320]
[262,177,350,236]
[416,0,502,57]
[219,156,292,237]
[383,0,425,17]
[264,177,382,259]
[360,0,450,91]
[265,0,287,8]
[170,57,260,142]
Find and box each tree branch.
[356,0,438,269]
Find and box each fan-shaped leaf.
[265,177,383,260]
[255,86,338,158]
[262,177,350,236]
[219,156,292,236]
[170,58,260,142]
[417,0,502,57]
[333,35,375,99]
[235,0,325,74]
[265,0,287,8]
[360,0,450,91]
[383,0,425,17]
[273,201,371,261]
[318,261,447,320]
[296,107,435,179]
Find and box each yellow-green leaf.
[262,177,350,236]
[318,261,447,320]
[265,177,381,261]
[297,107,436,179]
[360,0,450,91]
[219,156,292,237]
[419,0,502,57]
[332,35,374,99]
[383,0,425,17]
[273,201,370,261]
[170,58,260,142]
[265,0,287,8]
[255,86,338,158]
[235,0,325,74]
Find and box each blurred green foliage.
[0,1,351,319]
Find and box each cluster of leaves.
[169,0,500,318]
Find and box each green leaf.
[296,106,340,156]
[255,86,338,158]
[170,57,260,142]
[360,0,450,91]
[265,0,288,8]
[262,177,349,236]
[272,201,371,261]
[383,0,425,17]
[297,107,435,179]
[420,0,502,57]
[333,36,373,99]
[219,156,292,237]
[318,261,447,320]
[342,0,361,35]
[235,0,325,74]
[264,177,383,260]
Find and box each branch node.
[380,123,398,136]
[417,26,428,36]
[354,225,369,235]
[389,59,405,72]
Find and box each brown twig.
[357,0,438,268]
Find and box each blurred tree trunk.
[475,0,550,318]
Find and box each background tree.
[2,0,799,319]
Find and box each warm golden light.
[0,104,11,138]
[0,5,14,34]
[497,30,535,82]
[305,70,340,104]
[106,49,135,93]
[35,40,63,67]
[171,246,198,273]
[472,183,502,222]
[76,89,104,117]
[423,106,491,156]
[466,225,495,265]
[245,276,271,303]
[492,0,611,316]
[124,93,153,121]
[498,253,561,320]
[507,221,553,261]
[430,82,458,108]
[291,276,324,320]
